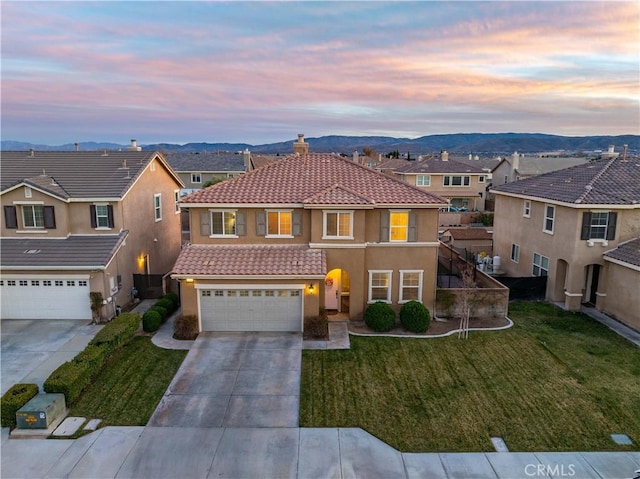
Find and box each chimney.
[469,154,472,161]
[607,145,615,154]
[243,148,252,171]
[74,142,79,152]
[127,139,142,151]
[512,151,520,171]
[29,148,35,157]
[622,144,628,160]
[293,133,309,155]
[441,150,449,161]
[353,150,359,163]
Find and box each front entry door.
[588,264,600,305]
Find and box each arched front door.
[324,268,350,313]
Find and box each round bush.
[150,305,168,320]
[142,310,162,332]
[399,301,431,333]
[155,298,174,314]
[364,302,396,332]
[163,293,179,309]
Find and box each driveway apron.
[148,332,302,428]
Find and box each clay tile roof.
[443,228,492,240]
[492,157,640,205]
[172,244,326,277]
[304,184,374,206]
[604,238,640,268]
[181,153,447,206]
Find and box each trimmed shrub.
[73,344,108,370]
[44,360,93,405]
[400,301,431,333]
[304,307,329,339]
[173,315,199,340]
[1,383,39,428]
[364,302,396,332]
[89,312,139,354]
[155,298,174,314]
[149,305,168,321]
[143,309,163,332]
[163,292,179,309]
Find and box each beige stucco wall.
[493,194,640,310]
[1,188,70,237]
[601,262,640,331]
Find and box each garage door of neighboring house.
[199,287,303,332]
[0,277,92,320]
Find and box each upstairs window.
[154,194,162,221]
[90,205,114,229]
[416,175,431,187]
[478,176,485,183]
[523,200,531,218]
[268,211,291,236]
[191,173,202,184]
[211,211,236,236]
[174,190,181,214]
[543,205,555,234]
[581,212,617,241]
[22,205,44,228]
[390,211,409,241]
[323,211,353,239]
[444,175,470,187]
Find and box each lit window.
[532,253,549,277]
[390,212,409,242]
[511,244,520,263]
[211,211,236,236]
[368,270,392,303]
[154,194,162,221]
[400,270,422,303]
[267,211,292,236]
[324,211,352,238]
[416,175,430,186]
[543,205,554,234]
[191,173,202,184]
[523,200,531,218]
[22,205,44,228]
[278,290,288,297]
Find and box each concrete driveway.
[0,319,102,395]
[148,332,302,428]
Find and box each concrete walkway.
[2,425,639,479]
[580,305,640,347]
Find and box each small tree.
[89,292,104,322]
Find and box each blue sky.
[1,1,638,145]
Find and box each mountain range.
[2,133,638,155]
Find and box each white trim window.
[368,270,392,303]
[543,205,555,234]
[323,211,353,239]
[267,210,292,237]
[390,211,409,242]
[191,173,202,184]
[95,205,110,228]
[210,210,237,237]
[510,243,520,263]
[478,176,485,183]
[174,190,180,214]
[416,175,430,187]
[589,212,608,240]
[444,175,471,187]
[523,200,531,218]
[22,204,44,228]
[154,194,162,221]
[532,253,549,277]
[399,270,423,303]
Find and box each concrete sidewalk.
[2,426,639,479]
[580,305,640,347]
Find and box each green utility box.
[16,393,66,429]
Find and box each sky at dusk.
[1,1,639,145]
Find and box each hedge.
[365,302,396,332]
[44,312,139,405]
[143,309,163,333]
[155,298,174,314]
[163,292,179,310]
[1,383,39,428]
[149,305,168,320]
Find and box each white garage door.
[0,277,91,320]
[200,288,302,332]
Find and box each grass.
[69,336,187,426]
[300,301,640,452]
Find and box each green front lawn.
[300,302,640,452]
[69,336,187,425]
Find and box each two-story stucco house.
[1,150,183,320]
[172,153,448,332]
[393,155,487,212]
[166,151,250,195]
[492,156,640,330]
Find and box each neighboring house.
[166,151,249,195]
[0,149,183,320]
[491,151,590,188]
[392,152,488,211]
[441,228,493,256]
[491,157,640,330]
[172,152,448,332]
[602,238,640,331]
